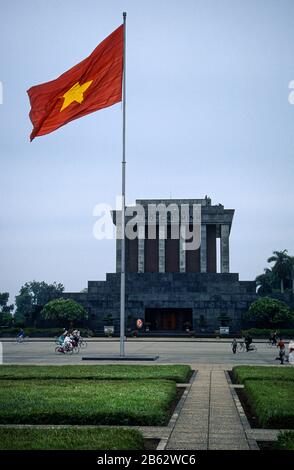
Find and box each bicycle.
[237,341,257,352]
[237,341,246,352]
[15,335,28,344]
[55,344,73,355]
[266,338,278,348]
[78,337,87,349]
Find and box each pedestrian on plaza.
[288,341,294,365]
[277,337,286,365]
[272,331,278,346]
[231,338,237,354]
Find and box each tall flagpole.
[120,12,127,356]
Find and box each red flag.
[27,25,123,141]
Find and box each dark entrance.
[145,308,193,331]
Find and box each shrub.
[245,297,294,328]
[243,380,294,428]
[233,366,294,384]
[0,327,93,338]
[241,328,294,338]
[275,431,294,450]
[40,298,88,326]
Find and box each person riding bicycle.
[61,334,73,352]
[244,333,253,352]
[71,330,80,348]
[58,330,67,346]
[17,328,25,340]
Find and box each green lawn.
[0,364,191,383]
[0,427,145,450]
[0,379,177,426]
[232,366,294,429]
[275,431,294,450]
[233,366,294,384]
[243,380,294,428]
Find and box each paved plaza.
[1,337,285,365]
[1,338,290,450]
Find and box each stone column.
[200,224,207,273]
[179,225,186,273]
[116,238,122,273]
[221,224,230,273]
[138,225,145,273]
[115,212,122,273]
[159,225,165,273]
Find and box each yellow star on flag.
[60,80,93,112]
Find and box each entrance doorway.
[145,308,193,332]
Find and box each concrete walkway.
[166,369,250,450]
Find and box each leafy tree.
[290,256,294,294]
[245,297,294,328]
[15,281,64,326]
[267,250,293,294]
[40,299,88,326]
[0,292,13,326]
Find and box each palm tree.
[290,257,294,294]
[255,268,276,294]
[267,250,293,294]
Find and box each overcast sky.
[1,0,294,305]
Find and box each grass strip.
[244,379,294,428]
[0,379,177,426]
[232,366,294,384]
[275,431,294,450]
[0,364,191,383]
[0,427,145,450]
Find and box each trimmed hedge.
[0,328,93,337]
[233,366,294,384]
[0,379,177,426]
[275,431,294,450]
[243,380,294,428]
[241,328,294,338]
[0,364,192,383]
[0,427,145,450]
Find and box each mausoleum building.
[64,198,257,334]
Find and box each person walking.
[231,338,237,354]
[277,337,286,365]
[272,331,278,346]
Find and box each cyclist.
[63,334,73,352]
[16,328,25,342]
[58,330,67,346]
[244,333,253,352]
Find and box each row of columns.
[117,224,230,274]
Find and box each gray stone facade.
[63,198,258,334]
[64,272,257,334]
